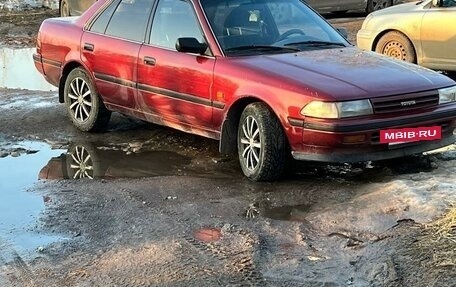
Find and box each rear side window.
[93,0,154,42]
[90,0,119,34]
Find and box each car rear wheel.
[237,103,287,181]
[375,31,416,63]
[64,68,111,132]
[60,0,70,17]
[366,0,392,13]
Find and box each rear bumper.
[33,53,44,74]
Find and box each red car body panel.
[81,32,139,108]
[34,0,456,165]
[137,45,215,130]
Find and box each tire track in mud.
[127,190,267,286]
[0,238,37,287]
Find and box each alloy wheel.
[68,77,93,123]
[60,0,70,17]
[69,145,94,179]
[371,0,390,11]
[239,115,262,171]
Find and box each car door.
[420,2,456,70]
[81,0,153,109]
[137,0,216,134]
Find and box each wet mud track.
[0,89,455,286]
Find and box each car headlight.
[301,100,373,119]
[439,86,456,104]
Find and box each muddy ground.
[1,6,456,287]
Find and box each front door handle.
[83,43,94,51]
[144,56,156,66]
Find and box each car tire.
[237,102,287,181]
[64,68,111,132]
[366,0,392,13]
[375,31,416,63]
[60,0,70,17]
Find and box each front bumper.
[292,133,455,162]
[356,29,375,50]
[288,105,456,163]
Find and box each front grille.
[370,90,439,114]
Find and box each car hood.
[369,0,427,16]
[236,47,453,101]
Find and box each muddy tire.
[375,31,416,63]
[60,0,70,17]
[367,0,392,13]
[237,102,287,181]
[64,68,111,132]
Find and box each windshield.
[200,0,349,55]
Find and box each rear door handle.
[144,56,156,66]
[83,43,94,51]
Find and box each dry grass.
[420,207,456,268]
[430,207,456,244]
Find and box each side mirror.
[175,38,208,55]
[336,27,348,39]
[432,0,442,7]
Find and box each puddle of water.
[263,204,312,221]
[0,141,66,257]
[39,142,193,180]
[0,47,57,91]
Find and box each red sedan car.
[34,0,456,181]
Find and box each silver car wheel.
[68,77,93,123]
[375,31,416,63]
[382,40,407,60]
[372,0,390,10]
[69,145,94,179]
[240,115,262,171]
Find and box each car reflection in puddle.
[39,143,193,180]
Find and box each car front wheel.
[237,102,287,181]
[375,31,416,63]
[366,0,392,13]
[64,68,111,132]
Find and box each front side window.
[201,0,349,55]
[103,0,154,42]
[150,0,205,50]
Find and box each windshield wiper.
[284,41,347,47]
[225,45,301,53]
